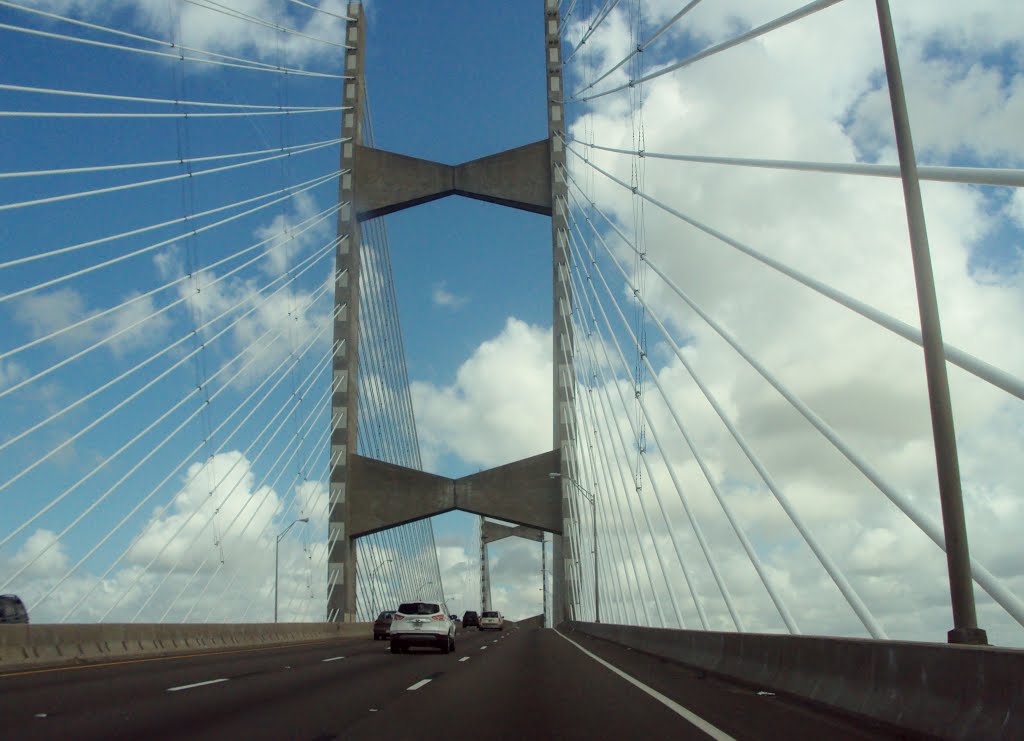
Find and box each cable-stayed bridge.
[1,1,1022,738]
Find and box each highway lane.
[1,624,925,740]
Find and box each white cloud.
[431,281,468,310]
[411,317,553,472]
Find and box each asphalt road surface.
[1,624,927,740]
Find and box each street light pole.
[275,517,310,623]
[415,580,434,599]
[550,473,598,623]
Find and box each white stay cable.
[572,0,704,99]
[567,223,694,629]
[575,0,847,102]
[184,0,350,50]
[0,168,340,271]
[574,174,1024,630]
[570,261,656,626]
[0,219,341,470]
[0,107,342,120]
[569,207,743,631]
[1,276,335,590]
[0,136,343,180]
[571,139,1024,189]
[0,1,344,78]
[0,83,336,110]
[1,138,340,212]
[99,332,335,623]
[125,322,336,622]
[570,249,674,627]
[59,331,336,622]
[573,189,886,638]
[565,150,1024,402]
[0,243,336,535]
[571,355,644,625]
[564,0,622,65]
[568,190,790,631]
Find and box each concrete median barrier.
[564,621,1023,740]
[0,622,371,671]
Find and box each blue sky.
[1,0,1023,641]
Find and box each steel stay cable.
[200,403,331,623]
[564,0,622,65]
[0,168,341,271]
[0,1,344,78]
[573,290,643,626]
[0,224,341,465]
[568,237,652,626]
[570,186,798,632]
[570,242,668,627]
[571,140,1024,189]
[0,300,332,595]
[44,325,335,617]
[568,221,692,629]
[571,174,1024,628]
[0,107,342,120]
[572,0,703,99]
[1,139,340,212]
[60,331,337,622]
[572,191,886,638]
[575,0,846,102]
[132,328,336,622]
[565,151,1024,401]
[184,0,350,50]
[0,22,346,79]
[0,242,337,523]
[569,205,741,630]
[1,277,335,578]
[0,83,336,110]
[571,349,643,624]
[173,367,335,622]
[1,137,343,180]
[0,171,344,311]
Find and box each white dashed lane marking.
[407,679,432,691]
[321,656,345,662]
[459,657,470,662]
[479,646,487,650]
[166,678,229,692]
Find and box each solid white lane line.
[321,656,345,662]
[459,657,471,662]
[166,678,229,692]
[407,678,432,691]
[554,631,736,741]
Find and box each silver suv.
[390,601,456,654]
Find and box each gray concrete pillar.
[327,2,366,623]
[545,0,575,626]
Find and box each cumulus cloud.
[431,281,468,310]
[411,317,553,472]
[550,0,1024,644]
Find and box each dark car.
[373,610,395,640]
[462,610,479,628]
[0,594,29,624]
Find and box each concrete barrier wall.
[0,622,371,671]
[564,621,1023,740]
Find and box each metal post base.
[947,627,988,645]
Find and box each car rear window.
[376,611,393,620]
[482,611,499,618]
[398,602,440,615]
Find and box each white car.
[390,601,456,654]
[479,610,504,631]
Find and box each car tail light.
[393,614,405,620]
[431,614,445,621]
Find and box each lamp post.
[415,580,434,599]
[275,517,309,623]
[550,473,599,623]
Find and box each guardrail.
[0,622,371,671]
[563,621,1023,740]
